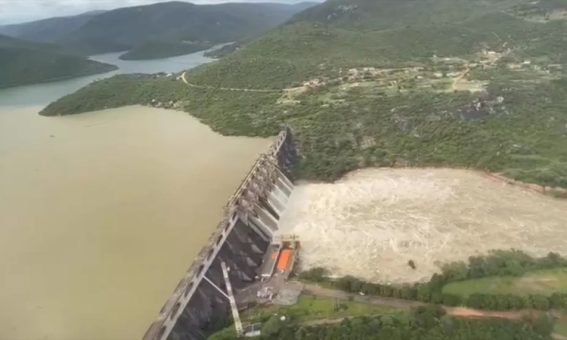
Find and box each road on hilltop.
[180,72,282,93]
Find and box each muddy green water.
[0,50,269,340]
[0,105,269,340]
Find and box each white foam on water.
[277,168,567,283]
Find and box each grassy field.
[243,295,404,322]
[442,268,567,297]
[555,318,567,337]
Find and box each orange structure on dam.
[276,249,292,272]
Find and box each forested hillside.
[41,0,567,190]
[0,11,103,43]
[0,2,316,58]
[118,41,213,60]
[0,34,116,88]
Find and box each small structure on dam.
[258,235,300,281]
[144,128,298,340]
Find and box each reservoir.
[0,49,214,107]
[0,51,269,340]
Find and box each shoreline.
[0,63,118,90]
[481,171,567,198]
[331,166,567,199]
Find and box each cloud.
[0,0,313,25]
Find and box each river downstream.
[278,168,567,284]
[0,51,269,340]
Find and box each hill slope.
[2,1,316,57]
[118,41,214,60]
[41,0,567,191]
[0,11,103,43]
[0,34,116,88]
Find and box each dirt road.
[301,282,557,321]
[180,72,282,93]
[302,283,422,310]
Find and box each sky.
[0,0,315,25]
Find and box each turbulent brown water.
[278,168,567,284]
[0,105,269,340]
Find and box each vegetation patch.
[555,318,567,337]
[510,0,567,22]
[442,268,567,298]
[209,295,406,339]
[210,304,554,340]
[244,295,404,323]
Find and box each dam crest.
[144,128,297,340]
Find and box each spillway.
[144,128,297,340]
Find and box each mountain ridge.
[0,11,104,43]
[0,1,317,57]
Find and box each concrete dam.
[144,128,298,340]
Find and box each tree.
[411,305,446,330]
[529,295,550,311]
[531,314,554,336]
[507,294,527,310]
[430,291,444,304]
[299,267,329,282]
[335,276,363,293]
[539,252,566,268]
[494,294,510,310]
[467,256,487,278]
[428,273,447,290]
[401,286,418,300]
[467,293,494,309]
[442,293,462,307]
[550,293,567,309]
[416,284,433,302]
[262,315,285,337]
[440,315,457,335]
[441,261,467,281]
[381,285,394,297]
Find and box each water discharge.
[0,105,269,340]
[278,168,567,284]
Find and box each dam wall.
[144,128,297,340]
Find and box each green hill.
[1,2,316,58]
[41,0,567,190]
[0,11,104,43]
[0,34,116,88]
[119,40,214,60]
